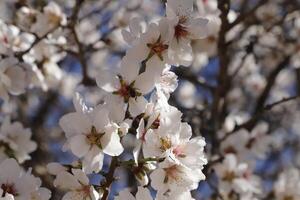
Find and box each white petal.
[188,18,209,39]
[128,96,148,117]
[82,146,104,174]
[72,169,89,185]
[136,187,152,200]
[5,66,26,95]
[59,112,92,138]
[120,55,141,84]
[54,171,81,190]
[69,134,90,158]
[102,125,124,156]
[96,70,119,92]
[135,71,156,95]
[92,105,110,131]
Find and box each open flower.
[143,122,207,169]
[150,158,205,194]
[59,93,124,173]
[165,0,209,66]
[214,154,261,199]
[0,158,51,200]
[97,55,157,119]
[47,163,101,200]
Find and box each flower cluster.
[54,0,209,199]
[0,0,299,200]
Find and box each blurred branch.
[24,91,59,190]
[228,0,269,30]
[254,56,291,115]
[173,67,215,91]
[221,94,299,141]
[210,0,231,130]
[68,0,96,86]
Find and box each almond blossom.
[0,116,36,163]
[165,0,209,66]
[0,158,51,200]
[59,93,124,173]
[47,163,101,200]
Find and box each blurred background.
[0,0,300,199]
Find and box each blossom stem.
[101,156,119,200]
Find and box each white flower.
[0,57,27,102]
[143,122,207,169]
[214,154,261,199]
[0,20,34,54]
[150,157,205,193]
[47,163,101,200]
[122,17,146,46]
[96,55,156,119]
[274,168,300,200]
[23,38,65,90]
[59,93,124,173]
[31,2,66,37]
[0,116,37,163]
[125,19,170,70]
[0,158,51,200]
[115,187,152,200]
[165,0,209,66]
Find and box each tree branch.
[101,157,119,200]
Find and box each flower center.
[174,17,189,41]
[86,126,104,148]
[1,183,18,197]
[159,137,172,152]
[47,12,62,25]
[113,76,141,103]
[222,171,236,183]
[147,35,168,61]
